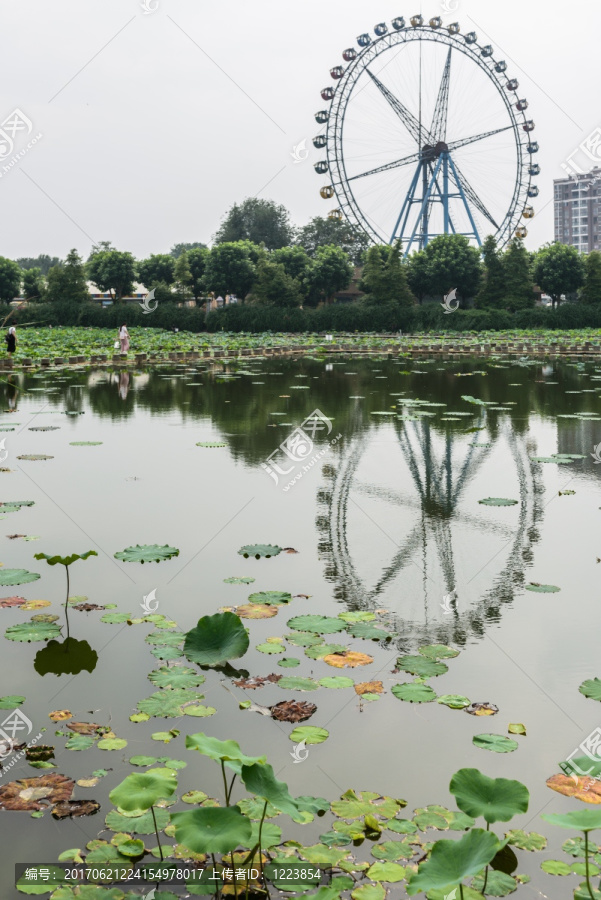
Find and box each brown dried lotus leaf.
[0,774,74,810]
[0,596,26,607]
[323,651,374,668]
[21,599,51,610]
[66,722,102,735]
[355,681,384,696]
[232,674,281,690]
[235,604,278,619]
[52,799,100,819]
[49,710,72,722]
[466,702,499,716]
[270,700,317,723]
[546,773,601,804]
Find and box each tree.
[87,247,136,301]
[533,242,586,308]
[405,250,430,304]
[21,267,45,300]
[581,251,601,304]
[421,234,482,303]
[17,255,61,275]
[502,238,535,311]
[253,261,303,308]
[213,198,294,249]
[296,216,370,265]
[174,251,193,298]
[271,246,312,281]
[0,257,24,302]
[170,242,207,259]
[305,245,354,305]
[187,247,210,300]
[203,242,257,299]
[476,236,507,309]
[45,249,89,305]
[137,254,175,288]
[360,243,415,307]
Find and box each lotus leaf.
[318,676,354,688]
[419,644,460,659]
[277,676,319,691]
[525,583,560,593]
[324,651,373,668]
[185,733,266,769]
[478,498,519,506]
[542,809,601,831]
[505,829,547,851]
[449,769,529,823]
[5,621,61,642]
[138,689,206,718]
[183,611,249,666]
[438,695,471,709]
[109,768,178,811]
[371,840,414,861]
[114,544,180,563]
[148,667,205,689]
[471,871,517,895]
[473,734,519,753]
[289,726,329,745]
[331,791,401,820]
[397,655,448,677]
[406,828,504,895]
[241,762,298,816]
[347,622,390,640]
[0,568,41,585]
[392,683,437,703]
[105,806,170,834]
[0,695,25,709]
[238,544,282,559]
[172,806,252,854]
[248,590,292,605]
[287,614,347,634]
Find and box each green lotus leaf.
[138,689,206,718]
[116,838,145,858]
[109,768,178,811]
[407,828,504,895]
[540,859,572,875]
[101,613,133,624]
[437,695,471,709]
[472,734,519,753]
[338,611,376,623]
[505,829,547,851]
[183,612,249,667]
[196,442,227,448]
[525,583,560,593]
[419,644,460,659]
[247,590,292,605]
[0,695,26,709]
[318,676,354,689]
[241,762,298,817]
[148,667,205,689]
[277,676,319,691]
[542,809,601,832]
[183,704,216,717]
[580,678,601,701]
[185,733,266,772]
[34,550,97,567]
[129,755,159,767]
[331,791,401,820]
[392,683,437,703]
[478,498,519,506]
[114,544,180,564]
[278,657,300,667]
[97,737,128,750]
[145,631,186,646]
[371,840,414,861]
[256,641,285,654]
[223,576,255,584]
[385,818,418,835]
[287,615,347,634]
[449,769,529,824]
[306,643,347,660]
[248,820,282,848]
[285,631,324,647]
[237,544,282,559]
[366,862,406,882]
[397,655,448,677]
[150,645,184,661]
[5,621,61,642]
[351,885,386,900]
[347,623,390,640]
[471,871,517,895]
[297,844,348,865]
[289,726,329,745]
[105,806,170,834]
[172,806,252,854]
[0,568,41,586]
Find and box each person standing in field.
[119,323,130,353]
[5,326,16,357]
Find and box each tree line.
[2,197,600,312]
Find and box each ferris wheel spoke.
[430,47,452,143]
[449,158,499,229]
[366,69,431,146]
[446,125,514,154]
[348,151,422,183]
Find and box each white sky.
[0,0,595,260]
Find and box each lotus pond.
[1,354,601,900]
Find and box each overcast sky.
[0,0,596,261]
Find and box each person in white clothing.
[119,324,130,353]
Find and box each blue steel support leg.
[447,153,482,246]
[391,161,422,247]
[406,154,444,253]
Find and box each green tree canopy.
[21,267,45,300]
[271,246,312,282]
[87,246,136,301]
[304,244,354,306]
[137,254,175,288]
[581,250,601,304]
[174,251,193,297]
[45,249,89,305]
[502,238,535,311]
[421,234,482,302]
[17,255,61,275]
[296,216,370,265]
[405,250,430,304]
[360,243,415,308]
[188,247,210,300]
[170,242,207,259]
[203,242,257,299]
[533,242,586,307]
[253,260,303,308]
[213,198,294,249]
[476,235,507,309]
[0,257,22,302]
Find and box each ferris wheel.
[313,15,540,253]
